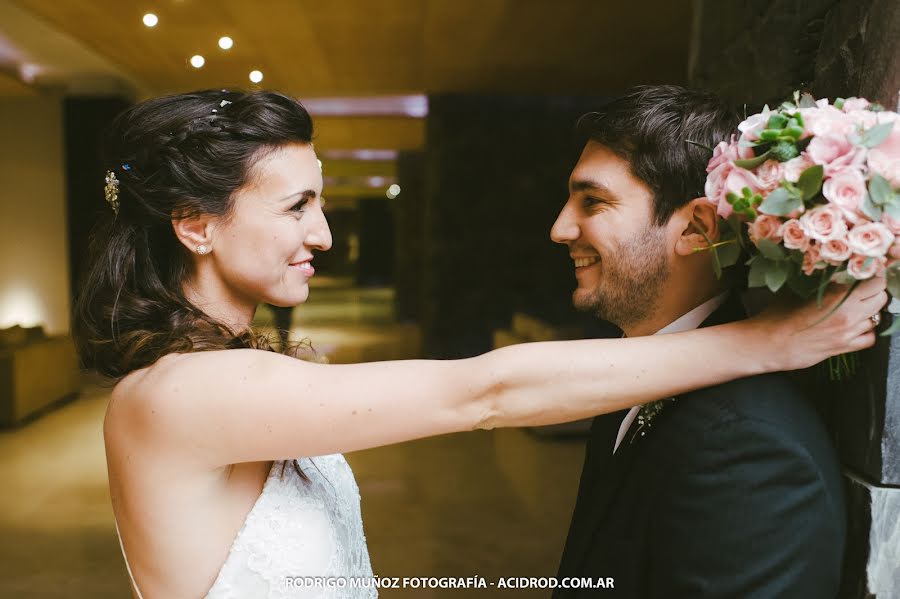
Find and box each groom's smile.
[551,141,670,330]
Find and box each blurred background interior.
[0,1,897,597]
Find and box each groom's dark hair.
[576,85,741,227]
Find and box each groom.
[550,86,846,597]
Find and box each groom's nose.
[550,204,579,244]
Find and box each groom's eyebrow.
[570,179,621,204]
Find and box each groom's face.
[551,141,670,328]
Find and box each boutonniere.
[629,397,677,445]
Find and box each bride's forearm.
[474,319,772,429]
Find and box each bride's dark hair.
[74,89,317,476]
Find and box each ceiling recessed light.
[190,55,205,68]
[386,184,401,199]
[249,70,263,84]
[142,13,158,27]
[218,36,234,50]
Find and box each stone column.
[690,1,900,595]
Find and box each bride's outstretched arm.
[117,277,885,466]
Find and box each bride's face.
[207,143,332,307]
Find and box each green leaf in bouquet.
[794,112,805,128]
[748,256,770,288]
[765,261,789,292]
[869,174,894,206]
[861,193,884,221]
[770,140,800,161]
[884,200,900,220]
[783,126,805,139]
[797,165,824,201]
[717,239,741,267]
[887,262,900,298]
[869,103,885,113]
[834,98,846,110]
[880,316,900,337]
[759,129,781,142]
[726,214,750,251]
[831,270,856,285]
[787,270,819,298]
[767,114,789,130]
[860,122,894,149]
[757,238,787,261]
[799,93,818,109]
[759,187,803,216]
[733,150,773,169]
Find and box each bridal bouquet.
[701,93,900,377]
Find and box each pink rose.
[724,167,763,198]
[800,105,854,138]
[705,163,765,220]
[868,149,900,188]
[705,162,733,218]
[819,238,853,265]
[865,118,900,186]
[779,218,810,251]
[847,222,895,257]
[842,98,870,112]
[882,212,900,235]
[802,243,824,276]
[706,136,753,173]
[748,214,785,245]
[805,134,866,175]
[783,155,816,183]
[822,168,868,225]
[755,160,784,193]
[738,109,772,142]
[800,205,849,242]
[846,109,879,129]
[846,254,887,280]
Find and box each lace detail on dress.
[204,454,376,599]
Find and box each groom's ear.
[674,197,720,257]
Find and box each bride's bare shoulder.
[109,349,291,422]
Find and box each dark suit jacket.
[554,295,846,598]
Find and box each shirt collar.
[653,291,731,336]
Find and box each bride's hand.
[751,275,889,372]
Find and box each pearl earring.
[197,244,210,255]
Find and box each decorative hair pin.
[104,170,120,215]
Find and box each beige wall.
[0,95,70,336]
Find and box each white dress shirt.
[612,292,731,454]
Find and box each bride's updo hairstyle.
[73,89,314,381]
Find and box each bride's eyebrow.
[278,189,318,203]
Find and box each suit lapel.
[558,293,749,579]
[557,412,640,579]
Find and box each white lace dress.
[115,454,377,598]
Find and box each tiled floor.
[0,279,586,598]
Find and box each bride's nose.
[306,208,332,251]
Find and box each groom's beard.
[573,225,669,330]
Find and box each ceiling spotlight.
[249,70,263,84]
[386,184,401,199]
[190,55,205,68]
[142,13,158,27]
[218,36,234,50]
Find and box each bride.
[74,89,887,599]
